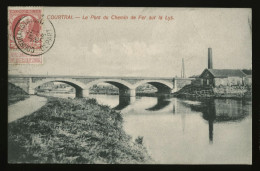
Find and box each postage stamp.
[8,8,55,64]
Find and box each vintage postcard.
[8,7,252,164]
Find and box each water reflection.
[173,99,193,114]
[113,96,172,111]
[113,96,136,110]
[200,100,216,143]
[179,99,250,143]
[37,92,252,163]
[146,96,171,111]
[187,99,250,123]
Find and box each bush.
[135,136,143,145]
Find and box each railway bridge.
[8,75,194,98]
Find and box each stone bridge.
[8,75,194,98]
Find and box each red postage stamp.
[8,8,55,64]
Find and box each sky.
[9,7,252,77]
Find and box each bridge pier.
[82,89,89,98]
[129,96,136,103]
[119,89,136,97]
[76,89,89,98]
[173,78,177,93]
[128,89,136,97]
[28,88,35,95]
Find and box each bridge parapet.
[121,79,145,84]
[31,77,47,83]
[74,78,99,85]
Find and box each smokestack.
[181,58,185,78]
[208,48,213,69]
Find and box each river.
[38,92,252,164]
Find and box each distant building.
[198,69,251,86]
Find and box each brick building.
[199,69,251,87]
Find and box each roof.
[241,69,252,75]
[189,75,200,78]
[200,69,247,78]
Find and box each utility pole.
[181,58,185,78]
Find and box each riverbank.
[173,84,252,100]
[8,96,153,164]
[8,83,29,106]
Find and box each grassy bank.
[8,96,153,164]
[8,83,29,106]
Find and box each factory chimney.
[181,58,185,78]
[208,48,213,69]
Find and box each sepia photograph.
[7,7,252,164]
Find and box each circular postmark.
[13,14,56,56]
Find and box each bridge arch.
[133,80,174,94]
[31,78,88,98]
[85,79,135,96]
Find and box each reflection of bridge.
[146,96,171,111]
[113,96,172,111]
[9,75,193,98]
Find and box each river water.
[39,93,252,164]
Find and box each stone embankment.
[174,84,252,99]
